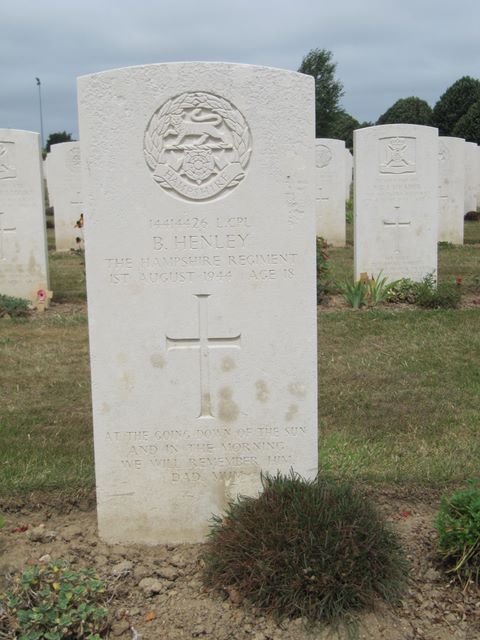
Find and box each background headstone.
[438,137,465,244]
[0,129,49,302]
[78,62,318,545]
[48,142,83,251]
[314,138,346,246]
[464,141,478,215]
[354,124,438,281]
[345,148,353,201]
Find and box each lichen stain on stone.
[255,380,269,403]
[120,371,134,392]
[100,402,111,414]
[221,356,235,372]
[150,353,165,369]
[116,353,128,364]
[288,382,306,398]
[218,387,239,422]
[286,404,298,421]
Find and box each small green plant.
[203,472,408,625]
[366,272,399,305]
[1,560,110,639]
[386,278,419,304]
[435,481,480,584]
[438,241,455,249]
[0,515,5,529]
[0,294,31,318]
[316,236,332,303]
[341,279,368,308]
[415,273,462,309]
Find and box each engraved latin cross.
[383,205,411,254]
[0,211,17,261]
[166,294,241,419]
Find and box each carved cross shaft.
[383,205,411,254]
[0,211,17,260]
[166,294,241,419]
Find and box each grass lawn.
[0,221,479,495]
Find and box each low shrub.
[0,560,110,639]
[415,275,461,309]
[464,211,479,221]
[203,473,408,625]
[0,294,31,318]
[341,272,398,308]
[435,482,480,585]
[386,278,418,304]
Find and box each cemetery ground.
[1,221,479,639]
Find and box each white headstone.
[476,145,480,209]
[78,62,318,545]
[345,148,353,201]
[464,142,478,214]
[438,137,465,244]
[354,124,438,281]
[48,142,83,251]
[314,138,346,246]
[0,129,49,302]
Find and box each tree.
[453,100,480,143]
[298,48,344,138]
[376,97,433,126]
[45,131,74,152]
[329,110,373,149]
[432,76,480,136]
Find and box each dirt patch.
[1,487,479,640]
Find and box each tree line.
[44,52,480,152]
[298,48,480,147]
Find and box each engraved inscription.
[165,294,241,419]
[379,137,416,174]
[0,211,17,260]
[438,142,449,164]
[144,92,252,202]
[315,144,332,168]
[383,205,411,254]
[0,142,16,180]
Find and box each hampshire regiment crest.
[144,92,252,201]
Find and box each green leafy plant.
[316,236,332,303]
[366,272,399,305]
[415,274,462,309]
[1,560,110,639]
[386,278,419,304]
[0,294,31,318]
[203,472,408,625]
[341,279,368,308]
[435,481,480,584]
[438,241,455,249]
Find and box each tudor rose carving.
[144,92,252,202]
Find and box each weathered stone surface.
[78,62,318,544]
[314,138,346,246]
[47,142,83,251]
[354,124,438,281]
[464,141,478,214]
[438,137,465,244]
[0,129,49,302]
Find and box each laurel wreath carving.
[144,92,251,191]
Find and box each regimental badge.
[66,146,81,172]
[144,92,252,201]
[0,142,16,180]
[379,136,416,174]
[438,142,449,164]
[315,144,332,168]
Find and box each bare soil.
[1,487,479,640]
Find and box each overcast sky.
[2,0,480,142]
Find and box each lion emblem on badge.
[144,92,252,201]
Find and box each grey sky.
[2,0,480,140]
